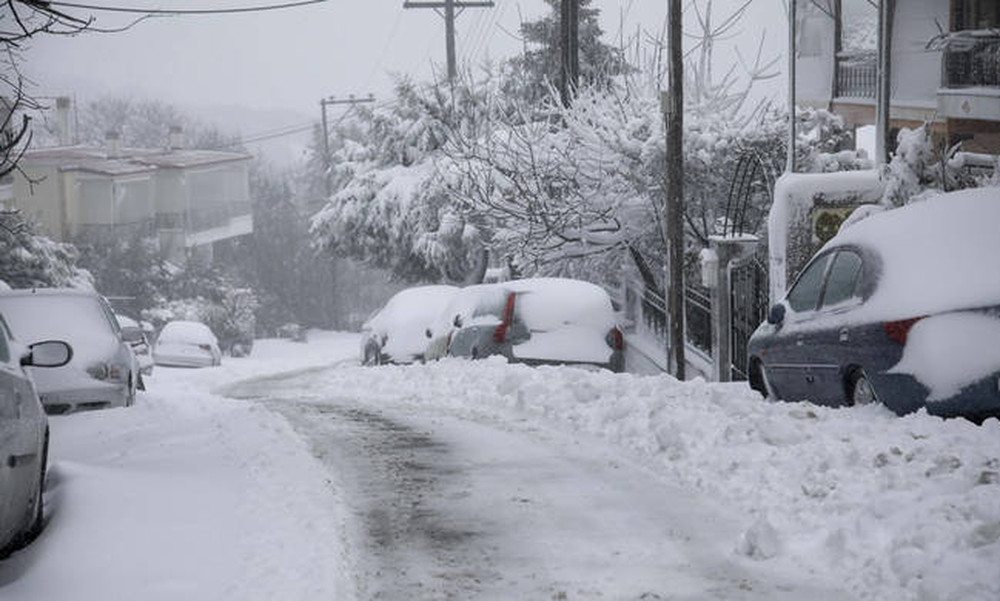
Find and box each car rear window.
[0,294,116,345]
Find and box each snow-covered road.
[1,330,997,600]
[234,367,850,600]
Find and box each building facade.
[10,129,252,264]
[796,0,1000,155]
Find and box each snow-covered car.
[153,321,222,368]
[115,314,154,379]
[432,278,626,372]
[0,315,71,558]
[361,285,459,365]
[747,187,1000,421]
[424,283,509,362]
[0,289,141,414]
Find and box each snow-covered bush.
[0,212,92,289]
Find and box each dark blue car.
[747,188,1000,421]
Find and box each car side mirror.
[425,328,433,339]
[453,315,463,328]
[766,303,786,325]
[23,340,73,368]
[121,326,145,345]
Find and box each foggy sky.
[23,0,788,158]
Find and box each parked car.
[115,314,154,379]
[0,289,141,414]
[424,283,510,362]
[361,285,459,365]
[153,321,222,368]
[747,187,1000,420]
[0,314,72,557]
[429,278,626,372]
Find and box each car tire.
[126,373,136,407]
[848,369,879,406]
[25,433,48,541]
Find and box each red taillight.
[607,327,624,350]
[884,317,923,345]
[493,292,517,344]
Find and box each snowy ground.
[1,331,998,600]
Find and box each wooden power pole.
[664,0,685,379]
[875,0,894,165]
[403,0,495,82]
[319,94,375,196]
[560,0,579,107]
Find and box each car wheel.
[126,373,136,407]
[848,369,879,406]
[25,433,49,541]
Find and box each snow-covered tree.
[0,212,92,289]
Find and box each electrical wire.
[43,0,328,16]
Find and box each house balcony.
[835,51,877,100]
[938,32,1000,122]
[156,201,253,247]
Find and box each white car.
[153,321,222,368]
[361,285,459,365]
[0,289,141,414]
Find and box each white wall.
[892,0,947,107]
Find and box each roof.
[21,144,250,177]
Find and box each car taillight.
[493,292,517,344]
[606,327,625,350]
[198,344,212,352]
[884,317,923,345]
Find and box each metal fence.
[944,36,1000,88]
[728,247,769,381]
[685,284,713,356]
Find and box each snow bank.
[294,359,1000,601]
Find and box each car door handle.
[839,328,849,342]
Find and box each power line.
[43,0,328,15]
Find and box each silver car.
[0,289,141,414]
[0,314,71,557]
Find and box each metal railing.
[836,52,877,99]
[943,35,1000,88]
[685,284,713,356]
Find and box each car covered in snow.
[153,321,222,368]
[0,314,71,557]
[0,289,141,414]
[747,187,1000,421]
[429,278,626,372]
[115,314,154,379]
[361,285,459,365]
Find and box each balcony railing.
[943,35,1000,88]
[835,51,877,99]
[155,202,251,233]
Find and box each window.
[787,253,833,312]
[821,250,863,307]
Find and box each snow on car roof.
[158,320,217,344]
[367,285,459,332]
[824,186,1000,320]
[506,278,616,330]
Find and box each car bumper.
[153,352,217,368]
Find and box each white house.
[10,115,252,264]
[796,0,999,156]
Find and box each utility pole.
[787,0,796,173]
[319,94,375,196]
[559,0,579,107]
[875,0,894,165]
[664,0,685,379]
[403,0,495,82]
